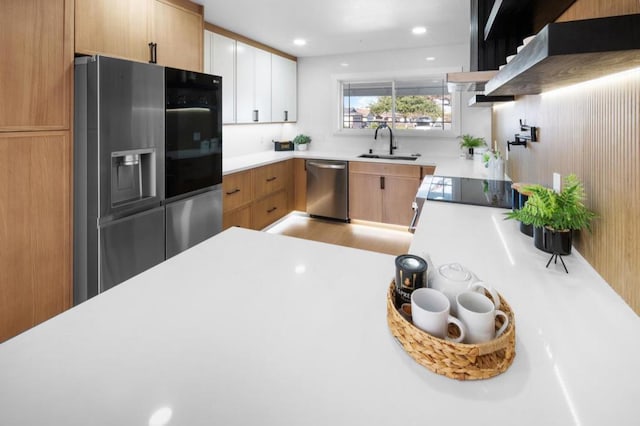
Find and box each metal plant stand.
[546,252,568,274]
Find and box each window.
[341,77,452,132]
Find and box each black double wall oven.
[164,67,223,259]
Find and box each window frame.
[333,69,462,138]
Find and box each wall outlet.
[553,173,561,192]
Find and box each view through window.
[342,78,452,131]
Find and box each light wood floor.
[266,214,413,256]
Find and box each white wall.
[223,43,492,159]
[222,123,298,158]
[296,44,492,157]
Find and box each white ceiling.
[194,0,471,57]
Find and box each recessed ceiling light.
[293,39,307,46]
[412,26,427,35]
[425,57,436,61]
[340,63,349,67]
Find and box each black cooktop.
[426,176,513,209]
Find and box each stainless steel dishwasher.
[306,160,349,221]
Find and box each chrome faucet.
[374,123,396,155]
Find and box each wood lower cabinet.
[223,204,251,229]
[1,0,73,131]
[223,169,253,212]
[349,172,384,222]
[254,160,290,198]
[0,132,72,342]
[222,160,294,231]
[253,190,288,230]
[293,158,307,211]
[349,162,422,226]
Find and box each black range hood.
[486,14,640,96]
[468,94,515,107]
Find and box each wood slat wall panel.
[492,69,640,314]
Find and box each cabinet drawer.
[349,161,421,178]
[254,160,291,198]
[253,190,288,230]
[223,204,252,230]
[223,170,253,212]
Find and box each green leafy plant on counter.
[458,134,486,150]
[293,134,311,145]
[505,174,596,232]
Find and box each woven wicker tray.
[387,282,516,380]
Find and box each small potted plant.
[293,134,311,151]
[505,174,596,255]
[459,134,486,159]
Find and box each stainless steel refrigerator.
[74,56,166,304]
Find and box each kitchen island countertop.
[1,208,638,425]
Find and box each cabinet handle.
[284,110,289,122]
[252,110,259,122]
[267,206,277,213]
[266,176,277,182]
[225,188,240,195]
[148,42,157,64]
[380,176,385,190]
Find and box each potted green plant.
[505,174,596,255]
[293,134,311,151]
[458,134,486,159]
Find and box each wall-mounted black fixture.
[507,119,538,151]
[508,137,527,151]
[519,119,537,141]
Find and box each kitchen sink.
[358,154,418,161]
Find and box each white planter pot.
[297,144,308,151]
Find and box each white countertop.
[410,201,640,425]
[1,149,637,425]
[223,149,507,180]
[1,221,638,425]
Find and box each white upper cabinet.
[205,31,236,124]
[236,42,271,123]
[271,55,297,122]
[204,29,296,124]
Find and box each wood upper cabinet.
[349,162,421,226]
[1,0,73,131]
[75,0,150,62]
[75,0,203,71]
[150,0,203,72]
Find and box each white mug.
[429,263,501,316]
[411,288,466,343]
[456,291,509,344]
